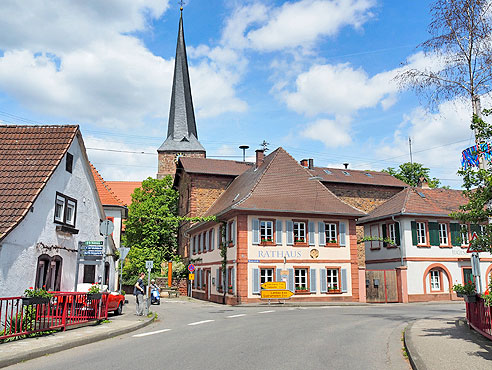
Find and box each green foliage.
[88,284,100,294]
[23,287,53,299]
[383,162,441,188]
[452,110,492,254]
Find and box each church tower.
[157,9,206,179]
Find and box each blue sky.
[0,1,479,187]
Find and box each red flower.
[42,285,46,288]
[29,287,33,290]
[485,290,490,296]
[468,280,472,284]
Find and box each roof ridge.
[90,163,125,206]
[401,187,412,213]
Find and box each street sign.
[189,273,195,280]
[145,260,154,270]
[467,232,486,253]
[119,247,130,260]
[99,219,114,236]
[261,290,294,299]
[83,241,103,245]
[188,264,195,273]
[81,245,103,251]
[261,281,286,290]
[83,251,103,256]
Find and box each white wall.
[0,136,115,297]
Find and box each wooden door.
[366,270,398,303]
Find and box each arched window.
[429,269,442,292]
[35,254,63,291]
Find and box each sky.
[0,0,482,188]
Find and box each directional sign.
[261,290,294,299]
[145,260,154,270]
[83,241,103,245]
[81,245,104,251]
[261,281,286,290]
[188,264,195,273]
[189,273,195,280]
[84,251,104,256]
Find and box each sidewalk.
[405,316,492,370]
[0,309,154,368]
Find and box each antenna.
[409,137,413,164]
[239,145,249,162]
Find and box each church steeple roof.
[158,10,205,153]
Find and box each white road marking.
[188,319,215,326]
[258,310,275,314]
[133,329,171,337]
[227,314,246,318]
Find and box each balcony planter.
[22,297,50,305]
[87,293,102,300]
[464,294,478,303]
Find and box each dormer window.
[342,171,350,176]
[54,192,77,227]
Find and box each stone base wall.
[157,151,205,179]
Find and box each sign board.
[467,232,486,253]
[261,290,294,299]
[261,281,286,290]
[188,264,195,273]
[83,241,103,245]
[189,273,195,280]
[145,260,154,270]
[99,219,114,236]
[119,247,130,261]
[280,270,289,280]
[81,245,103,251]
[83,251,104,256]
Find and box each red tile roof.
[358,187,468,223]
[90,164,125,207]
[0,125,78,241]
[204,147,365,218]
[178,157,253,176]
[105,181,142,206]
[310,167,407,188]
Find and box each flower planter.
[456,292,464,298]
[87,293,102,300]
[22,296,50,305]
[464,294,477,303]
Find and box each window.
[228,267,233,291]
[325,223,337,244]
[293,222,306,244]
[388,223,396,244]
[54,193,77,227]
[260,220,274,243]
[439,223,448,245]
[430,270,441,291]
[370,224,380,249]
[66,152,73,173]
[294,268,308,291]
[327,268,339,292]
[35,255,62,291]
[217,268,223,291]
[417,222,426,245]
[342,171,350,176]
[461,224,469,245]
[83,265,95,283]
[209,230,213,251]
[463,268,473,285]
[260,268,274,284]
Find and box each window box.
[22,297,50,306]
[228,285,233,294]
[87,293,102,300]
[295,286,309,294]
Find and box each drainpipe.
[392,215,405,266]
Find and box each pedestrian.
[134,272,146,316]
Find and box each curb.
[403,321,426,370]
[0,316,155,368]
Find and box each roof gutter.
[357,212,456,225]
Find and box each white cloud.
[302,117,353,147]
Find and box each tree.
[383,162,441,188]
[122,176,179,284]
[397,0,492,140]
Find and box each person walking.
[134,272,146,316]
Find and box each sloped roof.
[204,147,365,218]
[105,181,141,206]
[90,164,125,207]
[358,187,468,223]
[310,167,407,187]
[0,125,78,241]
[178,157,253,176]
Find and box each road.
[10,299,465,370]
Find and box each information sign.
[145,260,154,270]
[188,264,195,273]
[83,241,103,245]
[189,273,195,280]
[261,290,294,299]
[261,282,286,290]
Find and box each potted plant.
[295,285,308,293]
[481,275,492,306]
[22,286,52,305]
[454,280,477,302]
[87,284,102,300]
[228,284,233,293]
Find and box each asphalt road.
[9,300,465,370]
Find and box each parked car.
[76,283,125,315]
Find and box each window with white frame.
[260,220,274,243]
[388,223,396,244]
[55,195,65,222]
[54,193,77,227]
[293,222,306,243]
[66,200,76,226]
[417,222,426,244]
[260,268,274,284]
[327,268,339,291]
[430,270,440,291]
[461,224,469,245]
[325,223,337,244]
[439,223,448,245]
[294,268,308,291]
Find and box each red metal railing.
[466,296,492,341]
[0,292,109,341]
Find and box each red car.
[107,292,125,315]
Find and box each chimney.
[300,159,308,167]
[343,163,349,169]
[417,176,430,189]
[308,158,314,170]
[255,149,264,169]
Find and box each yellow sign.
[261,290,294,299]
[189,273,195,280]
[261,281,286,290]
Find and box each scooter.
[151,287,160,305]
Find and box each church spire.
[158,9,205,154]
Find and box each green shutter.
[450,223,461,246]
[470,224,481,237]
[382,224,387,247]
[411,221,417,246]
[395,222,401,246]
[429,222,439,246]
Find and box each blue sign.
[188,264,195,272]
